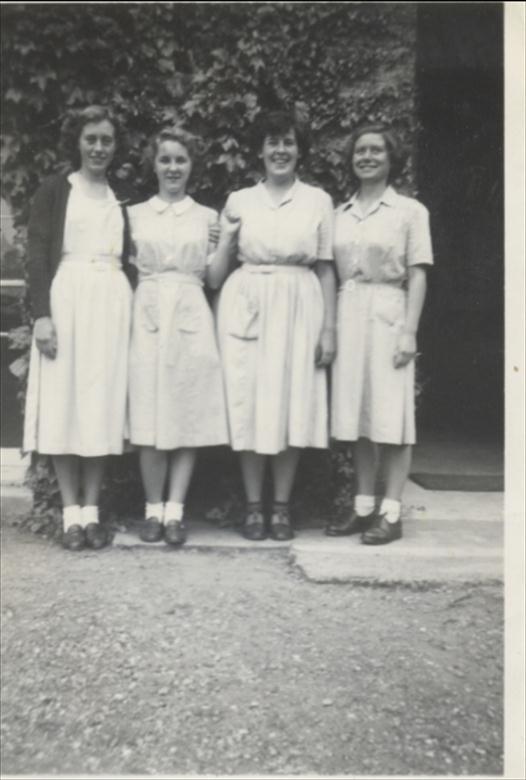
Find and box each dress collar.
[149,195,194,215]
[67,171,117,202]
[257,178,301,209]
[342,185,398,213]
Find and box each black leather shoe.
[84,522,108,550]
[164,520,187,546]
[241,509,267,541]
[325,510,375,537]
[269,507,294,541]
[139,517,164,543]
[62,524,85,551]
[361,514,402,545]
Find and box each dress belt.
[340,279,405,292]
[241,263,312,275]
[60,252,122,270]
[138,270,203,287]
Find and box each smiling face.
[352,132,391,186]
[261,129,299,182]
[78,120,116,178]
[154,140,192,200]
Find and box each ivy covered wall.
[1,2,419,531]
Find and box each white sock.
[164,501,184,523]
[380,498,401,524]
[354,495,375,517]
[81,505,99,527]
[63,505,81,531]
[146,502,164,522]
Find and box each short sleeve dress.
[331,186,433,445]
[128,195,229,450]
[24,172,133,455]
[216,179,334,454]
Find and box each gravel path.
[1,521,503,777]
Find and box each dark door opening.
[416,3,504,442]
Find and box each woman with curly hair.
[211,110,337,542]
[326,124,433,544]
[24,105,135,551]
[128,127,228,546]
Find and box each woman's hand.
[315,327,337,367]
[208,223,220,246]
[393,331,417,369]
[34,316,57,359]
[222,207,242,236]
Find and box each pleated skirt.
[217,263,329,454]
[24,259,132,456]
[331,281,416,445]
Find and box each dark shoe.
[84,522,108,550]
[62,524,85,551]
[269,506,294,541]
[241,509,267,541]
[361,514,402,545]
[164,520,187,546]
[139,517,164,543]
[325,510,375,537]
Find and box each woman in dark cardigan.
[24,105,135,551]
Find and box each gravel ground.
[1,520,503,777]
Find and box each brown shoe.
[139,517,164,543]
[241,509,267,541]
[269,506,294,541]
[84,522,108,550]
[164,520,187,546]
[361,514,402,545]
[325,510,375,537]
[62,524,85,551]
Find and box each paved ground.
[1,517,503,778]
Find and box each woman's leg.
[239,451,267,540]
[270,447,301,503]
[361,443,410,545]
[268,447,301,540]
[163,448,197,545]
[138,446,168,542]
[351,437,378,496]
[80,456,106,507]
[140,446,169,504]
[52,455,81,506]
[240,451,267,503]
[382,443,412,502]
[167,448,197,504]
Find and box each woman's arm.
[393,265,427,369]
[315,260,337,367]
[206,210,241,290]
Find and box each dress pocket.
[374,289,405,328]
[227,293,259,340]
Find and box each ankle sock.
[63,505,81,531]
[354,495,375,517]
[164,501,184,523]
[81,505,99,527]
[380,498,401,524]
[146,502,164,522]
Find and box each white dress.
[331,186,433,445]
[24,173,132,456]
[128,195,229,450]
[217,180,334,454]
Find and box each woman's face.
[155,140,192,199]
[78,120,116,177]
[261,129,299,181]
[352,132,390,185]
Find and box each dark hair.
[60,105,123,169]
[346,124,406,188]
[252,110,311,161]
[142,126,201,181]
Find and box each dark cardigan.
[26,173,136,319]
